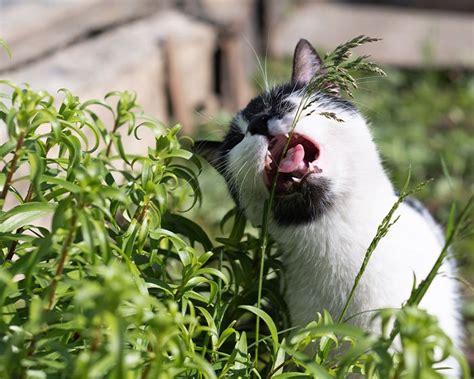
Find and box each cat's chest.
[271,220,380,325]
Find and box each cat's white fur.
[225,93,462,376]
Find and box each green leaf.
[0,140,16,158]
[282,346,333,379]
[0,202,55,232]
[240,305,279,355]
[272,374,310,378]
[42,176,81,194]
[0,173,5,193]
[162,213,213,251]
[197,306,219,350]
[28,147,45,200]
[217,321,238,349]
[221,332,250,377]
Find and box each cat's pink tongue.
[278,144,305,173]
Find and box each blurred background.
[1,0,473,367]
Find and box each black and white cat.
[196,39,461,374]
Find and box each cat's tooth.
[292,177,302,183]
[265,153,273,168]
[308,162,314,172]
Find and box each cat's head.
[195,39,378,226]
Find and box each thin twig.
[337,179,431,323]
[48,213,78,309]
[105,118,120,157]
[0,131,25,209]
[388,196,473,343]
[254,96,308,366]
[5,184,33,261]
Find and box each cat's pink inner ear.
[292,39,323,85]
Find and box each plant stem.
[105,118,120,157]
[388,196,473,343]
[254,96,308,367]
[407,196,472,307]
[48,212,78,309]
[267,358,293,378]
[337,178,430,324]
[0,131,25,209]
[136,201,149,223]
[5,184,33,261]
[337,192,407,323]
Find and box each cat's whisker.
[198,130,227,140]
[239,164,254,193]
[349,98,378,113]
[233,160,249,182]
[242,34,269,92]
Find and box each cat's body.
[196,39,462,375]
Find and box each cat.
[195,39,462,375]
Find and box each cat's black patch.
[241,84,357,128]
[221,120,244,154]
[216,83,307,205]
[273,177,333,225]
[247,114,271,136]
[241,82,304,122]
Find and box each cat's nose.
[268,115,292,136]
[247,115,270,136]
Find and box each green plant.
[0,36,471,378]
[0,82,216,377]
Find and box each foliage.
[307,35,386,99]
[0,36,472,378]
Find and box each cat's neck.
[270,165,395,263]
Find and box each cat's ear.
[193,140,223,170]
[291,39,324,85]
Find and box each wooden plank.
[1,9,218,213]
[4,18,165,120]
[0,0,166,72]
[152,10,218,132]
[2,9,217,134]
[267,3,474,68]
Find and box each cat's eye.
[248,115,270,136]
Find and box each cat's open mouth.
[264,133,321,195]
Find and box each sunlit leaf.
[0,202,54,232]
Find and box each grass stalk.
[388,195,473,343]
[253,37,387,368]
[407,196,472,307]
[337,177,429,323]
[337,196,403,323]
[254,96,309,366]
